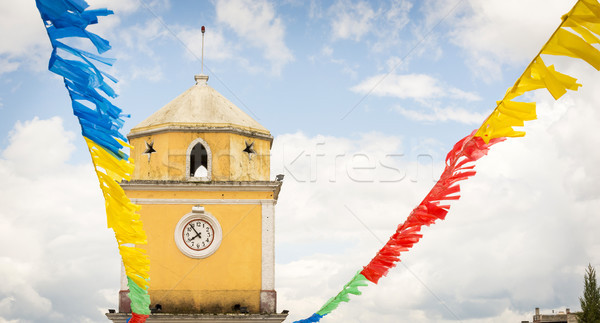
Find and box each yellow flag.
[543,28,600,70]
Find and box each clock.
[182,218,214,250]
[174,206,222,258]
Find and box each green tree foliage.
[578,264,600,323]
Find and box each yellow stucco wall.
[128,196,265,313]
[129,131,271,182]
[124,124,276,313]
[125,190,274,200]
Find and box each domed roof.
[128,75,270,139]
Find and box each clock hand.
[190,224,200,235]
[189,225,202,240]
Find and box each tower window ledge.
[188,176,211,182]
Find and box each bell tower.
[106,74,287,322]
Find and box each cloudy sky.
[1,0,600,322]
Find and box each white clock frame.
[174,205,222,259]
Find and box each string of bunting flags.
[294,0,600,321]
[34,1,150,322]
[32,0,600,322]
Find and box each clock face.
[174,207,222,259]
[182,219,214,251]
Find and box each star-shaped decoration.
[144,140,156,161]
[243,140,256,159]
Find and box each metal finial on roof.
[201,25,205,75]
[195,26,208,85]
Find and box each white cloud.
[2,117,75,178]
[351,73,481,103]
[384,56,410,73]
[327,0,412,52]
[88,0,171,14]
[215,0,294,75]
[3,80,599,322]
[329,0,377,41]
[426,0,575,79]
[271,131,440,266]
[0,258,55,320]
[308,0,324,19]
[3,59,600,323]
[0,117,120,322]
[371,0,413,53]
[330,58,359,79]
[84,1,168,51]
[0,0,154,77]
[385,0,412,30]
[273,72,600,321]
[395,105,486,124]
[321,46,333,57]
[130,65,164,83]
[350,73,483,124]
[310,46,359,78]
[0,1,46,57]
[447,87,481,102]
[106,19,173,84]
[546,64,600,202]
[119,19,171,56]
[0,59,19,75]
[0,1,51,75]
[87,0,141,14]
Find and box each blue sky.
[1,0,600,322]
[0,0,535,159]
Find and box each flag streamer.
[295,0,600,321]
[33,0,600,321]
[35,0,150,321]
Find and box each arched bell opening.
[186,137,212,181]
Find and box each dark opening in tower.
[190,142,208,177]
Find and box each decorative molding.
[186,137,212,181]
[106,313,288,323]
[127,125,273,143]
[121,180,283,201]
[131,198,275,205]
[121,181,280,190]
[261,201,275,291]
